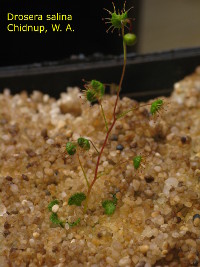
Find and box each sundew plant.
[48,2,164,227]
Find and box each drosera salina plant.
[48,1,164,227]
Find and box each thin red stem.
[84,25,127,212]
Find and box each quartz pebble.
[154,166,162,172]
[36,171,43,179]
[116,144,124,151]
[65,223,70,230]
[132,180,140,191]
[44,168,54,176]
[46,138,55,145]
[10,184,18,193]
[52,204,59,213]
[193,214,200,226]
[163,177,178,196]
[110,134,118,141]
[118,256,131,266]
[0,204,7,216]
[139,245,149,254]
[33,232,40,238]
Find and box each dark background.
[1,0,199,99]
[0,0,139,67]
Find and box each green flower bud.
[123,33,137,46]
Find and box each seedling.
[68,192,86,206]
[48,2,164,227]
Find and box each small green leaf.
[102,194,118,215]
[68,193,86,206]
[85,80,105,103]
[68,218,81,227]
[50,213,64,228]
[150,99,163,115]
[110,11,128,29]
[102,200,116,215]
[77,137,90,150]
[48,199,59,212]
[91,80,105,100]
[66,142,76,155]
[133,155,142,170]
[86,89,97,103]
